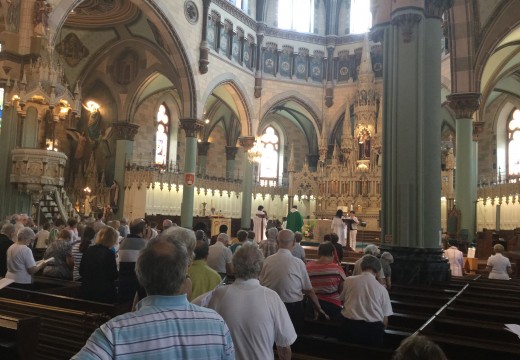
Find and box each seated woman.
[43,229,74,280]
[306,242,347,320]
[71,227,95,281]
[444,239,464,277]
[486,244,512,280]
[80,226,119,303]
[6,228,47,288]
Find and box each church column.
[199,0,211,74]
[197,141,211,176]
[111,121,139,220]
[238,136,255,229]
[447,93,480,242]
[180,119,205,228]
[225,146,239,180]
[378,1,453,284]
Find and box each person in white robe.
[252,205,267,243]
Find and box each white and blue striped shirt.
[73,294,235,359]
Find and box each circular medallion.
[373,63,382,71]
[281,61,290,71]
[265,58,274,68]
[221,39,228,51]
[312,66,321,76]
[297,64,306,74]
[184,1,199,25]
[244,51,250,61]
[232,44,239,55]
[339,66,349,76]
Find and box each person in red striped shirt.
[306,242,347,320]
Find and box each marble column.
[197,141,211,176]
[180,119,205,228]
[225,146,239,180]
[111,121,139,220]
[238,136,255,229]
[447,92,480,242]
[377,1,453,284]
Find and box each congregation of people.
[1,208,511,359]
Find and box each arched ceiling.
[481,23,520,109]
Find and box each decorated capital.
[180,118,205,138]
[111,121,139,141]
[238,136,256,151]
[197,141,211,156]
[446,93,481,119]
[225,146,239,160]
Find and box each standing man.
[286,205,304,233]
[339,255,393,346]
[348,210,359,252]
[204,244,296,360]
[252,205,267,243]
[118,219,147,302]
[260,229,328,332]
[73,237,234,359]
[207,233,233,278]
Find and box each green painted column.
[447,93,480,242]
[376,1,453,284]
[225,146,238,180]
[197,141,210,176]
[238,137,255,229]
[0,103,31,218]
[180,119,204,228]
[111,122,139,220]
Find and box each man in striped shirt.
[73,236,234,359]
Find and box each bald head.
[162,219,173,230]
[277,229,295,249]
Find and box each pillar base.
[379,245,450,285]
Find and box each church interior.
[1,0,520,359]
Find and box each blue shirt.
[72,294,235,359]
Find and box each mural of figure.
[7,0,20,32]
[33,0,51,36]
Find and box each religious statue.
[7,0,20,33]
[357,128,371,160]
[87,108,102,141]
[33,0,52,36]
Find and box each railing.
[478,171,520,204]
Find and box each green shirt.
[189,260,222,300]
[286,210,304,233]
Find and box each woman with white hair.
[486,244,512,280]
[5,227,47,287]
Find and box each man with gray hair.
[207,233,233,278]
[260,229,328,333]
[259,227,278,258]
[204,243,297,360]
[339,254,393,346]
[352,244,386,286]
[162,219,174,231]
[73,237,234,359]
[0,223,15,277]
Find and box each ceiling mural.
[66,0,139,28]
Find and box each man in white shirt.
[260,229,328,332]
[339,254,393,346]
[204,243,296,360]
[207,233,233,278]
[347,210,359,251]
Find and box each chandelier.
[247,137,264,163]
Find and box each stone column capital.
[180,118,205,138]
[391,13,422,43]
[111,121,139,141]
[238,136,256,151]
[197,141,211,156]
[225,146,239,160]
[446,93,481,119]
[424,0,454,18]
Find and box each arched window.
[278,0,314,33]
[155,104,170,165]
[507,109,520,176]
[230,0,248,12]
[259,127,280,186]
[350,0,372,34]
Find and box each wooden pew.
[0,312,40,360]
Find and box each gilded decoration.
[56,33,90,67]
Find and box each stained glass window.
[260,127,279,186]
[278,0,314,33]
[508,109,520,176]
[0,88,4,132]
[155,104,170,165]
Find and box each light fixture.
[204,118,210,124]
[84,100,100,113]
[247,137,264,163]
